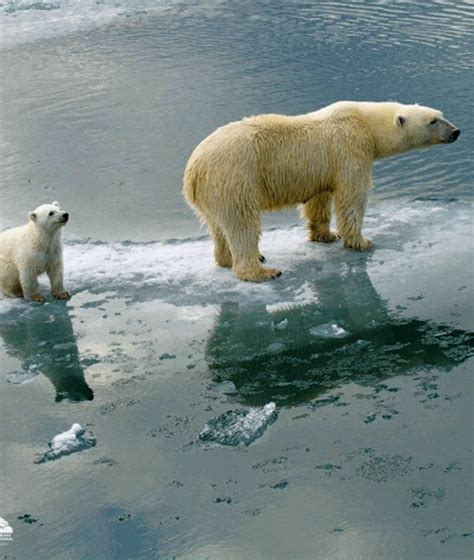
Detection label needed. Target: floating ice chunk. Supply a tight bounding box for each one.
[199,402,277,446]
[35,423,96,463]
[0,518,13,542]
[310,394,341,410]
[51,423,84,452]
[310,323,348,338]
[214,381,238,395]
[6,361,40,385]
[274,318,288,330]
[267,342,285,353]
[364,413,377,424]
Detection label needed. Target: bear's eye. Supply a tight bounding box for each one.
[49,211,54,216]
[430,118,438,125]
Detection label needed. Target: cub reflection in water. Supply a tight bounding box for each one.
[0,303,93,402]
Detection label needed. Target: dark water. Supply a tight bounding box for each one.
[0,1,473,559]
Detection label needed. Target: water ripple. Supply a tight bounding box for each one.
[0,0,471,238]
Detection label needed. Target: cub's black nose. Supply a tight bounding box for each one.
[451,129,461,141]
[63,213,69,221]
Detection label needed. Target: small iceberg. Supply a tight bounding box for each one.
[199,402,277,446]
[35,423,96,463]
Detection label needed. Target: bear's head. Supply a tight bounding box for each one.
[394,104,460,150]
[28,201,69,233]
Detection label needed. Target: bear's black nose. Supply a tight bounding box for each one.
[451,129,461,141]
[63,213,69,221]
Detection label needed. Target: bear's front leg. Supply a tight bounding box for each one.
[335,175,373,252]
[301,192,338,243]
[47,261,71,300]
[19,269,45,302]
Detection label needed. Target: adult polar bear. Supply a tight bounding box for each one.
[183,101,460,282]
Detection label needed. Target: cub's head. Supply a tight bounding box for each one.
[394,104,460,149]
[29,201,69,232]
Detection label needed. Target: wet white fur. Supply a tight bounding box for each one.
[0,201,70,301]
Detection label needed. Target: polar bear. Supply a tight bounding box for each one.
[0,201,70,302]
[183,101,460,282]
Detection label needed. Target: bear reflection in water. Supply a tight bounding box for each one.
[0,303,93,402]
[206,254,473,407]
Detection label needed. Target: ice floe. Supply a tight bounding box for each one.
[0,200,470,316]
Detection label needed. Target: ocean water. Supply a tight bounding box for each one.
[0,1,473,559]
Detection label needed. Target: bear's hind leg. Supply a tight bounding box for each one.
[0,260,23,298]
[224,216,281,282]
[1,279,24,298]
[301,191,338,243]
[208,222,233,268]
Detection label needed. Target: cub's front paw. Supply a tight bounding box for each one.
[30,293,46,303]
[53,290,71,300]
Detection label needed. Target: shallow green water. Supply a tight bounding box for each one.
[0,1,473,559]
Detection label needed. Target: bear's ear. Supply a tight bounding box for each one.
[29,212,37,222]
[396,115,406,127]
[52,201,60,208]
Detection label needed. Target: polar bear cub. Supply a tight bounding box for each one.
[0,201,70,302]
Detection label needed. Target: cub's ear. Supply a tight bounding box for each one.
[29,212,37,222]
[396,115,406,127]
[52,201,60,208]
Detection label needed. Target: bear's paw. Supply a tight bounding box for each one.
[234,266,282,283]
[344,236,373,252]
[309,230,339,243]
[53,290,71,300]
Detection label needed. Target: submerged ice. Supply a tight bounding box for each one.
[36,423,96,463]
[309,323,348,338]
[199,403,278,446]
